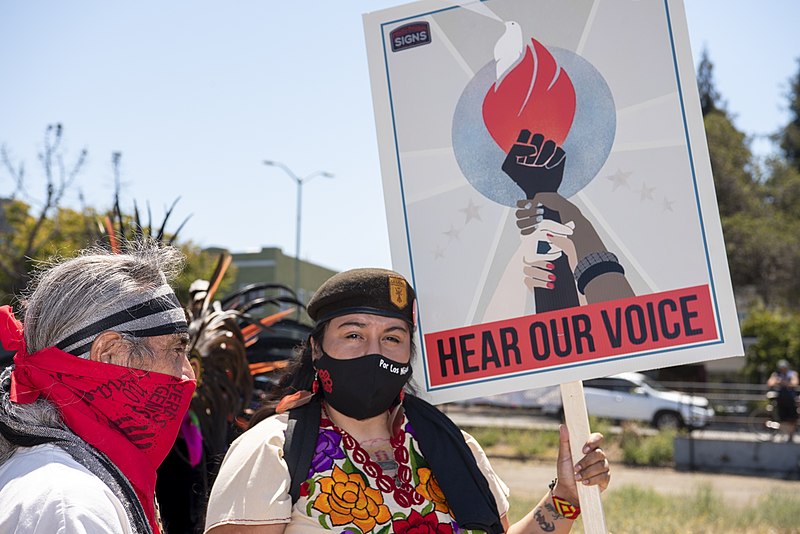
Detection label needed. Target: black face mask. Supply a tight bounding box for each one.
[314,351,412,420]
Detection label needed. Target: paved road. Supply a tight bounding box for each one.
[441,403,767,441]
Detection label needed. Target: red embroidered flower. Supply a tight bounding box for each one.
[299,481,309,497]
[318,369,333,393]
[392,509,453,534]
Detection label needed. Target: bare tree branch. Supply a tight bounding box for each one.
[1,144,26,199]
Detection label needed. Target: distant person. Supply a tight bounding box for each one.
[767,359,798,441]
[0,244,196,533]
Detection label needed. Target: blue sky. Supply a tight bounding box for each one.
[1,1,798,273]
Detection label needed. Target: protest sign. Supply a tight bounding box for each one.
[364,0,743,405]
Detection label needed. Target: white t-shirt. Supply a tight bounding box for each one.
[205,411,510,533]
[0,443,134,533]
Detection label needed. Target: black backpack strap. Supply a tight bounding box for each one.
[0,419,58,447]
[284,396,321,504]
[404,394,504,534]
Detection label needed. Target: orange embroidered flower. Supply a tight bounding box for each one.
[415,467,449,513]
[312,465,392,532]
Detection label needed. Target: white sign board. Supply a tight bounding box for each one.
[363,0,743,404]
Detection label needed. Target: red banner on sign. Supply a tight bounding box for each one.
[423,285,718,387]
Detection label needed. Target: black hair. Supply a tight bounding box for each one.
[247,321,326,428]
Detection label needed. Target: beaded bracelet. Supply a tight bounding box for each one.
[549,478,581,520]
[572,251,625,295]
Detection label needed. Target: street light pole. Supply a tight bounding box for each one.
[263,160,334,299]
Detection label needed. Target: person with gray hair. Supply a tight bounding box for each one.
[0,244,197,534]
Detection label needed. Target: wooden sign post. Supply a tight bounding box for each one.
[561,381,606,533]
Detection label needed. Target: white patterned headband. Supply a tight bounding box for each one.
[54,284,188,358]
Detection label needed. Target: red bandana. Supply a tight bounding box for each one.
[1,306,195,534]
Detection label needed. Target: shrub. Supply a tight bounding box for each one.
[619,425,675,466]
[462,426,560,460]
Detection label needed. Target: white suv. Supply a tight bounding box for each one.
[541,372,714,429]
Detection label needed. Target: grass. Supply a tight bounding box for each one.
[508,485,800,533]
[463,425,562,459]
[617,424,675,466]
[463,417,674,467]
[468,418,800,532]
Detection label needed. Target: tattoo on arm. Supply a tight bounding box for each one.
[534,507,556,532]
[545,502,563,519]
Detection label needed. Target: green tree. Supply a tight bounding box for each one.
[694,54,800,375]
[694,52,800,309]
[778,58,800,171]
[697,50,761,217]
[740,306,800,382]
[697,48,724,117]
[704,111,761,218]
[762,155,800,217]
[745,57,800,308]
[722,210,800,308]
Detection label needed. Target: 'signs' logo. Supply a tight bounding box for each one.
[390,22,431,52]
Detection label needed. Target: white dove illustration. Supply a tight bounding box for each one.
[494,20,524,84]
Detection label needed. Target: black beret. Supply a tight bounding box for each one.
[307,268,416,324]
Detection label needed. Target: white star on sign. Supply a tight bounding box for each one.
[460,198,483,224]
[638,183,656,201]
[606,169,632,191]
[443,224,461,241]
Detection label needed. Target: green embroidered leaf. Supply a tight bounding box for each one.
[341,457,369,486]
[421,502,434,516]
[376,525,391,534]
[342,457,357,473]
[392,511,408,520]
[305,485,315,515]
[318,514,330,529]
[409,441,427,484]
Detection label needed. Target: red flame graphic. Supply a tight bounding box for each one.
[482,38,576,152]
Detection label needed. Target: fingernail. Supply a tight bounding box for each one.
[583,445,590,454]
[574,463,582,472]
[548,274,556,281]
[536,216,543,222]
[574,473,582,481]
[546,262,554,269]
[546,282,554,289]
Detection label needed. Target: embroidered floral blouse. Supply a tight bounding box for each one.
[204,410,509,534]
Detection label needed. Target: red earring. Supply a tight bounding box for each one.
[312,371,319,394]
